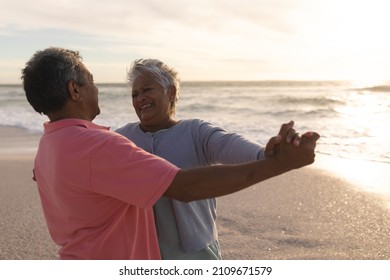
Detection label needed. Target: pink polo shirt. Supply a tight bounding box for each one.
[34,119,179,259]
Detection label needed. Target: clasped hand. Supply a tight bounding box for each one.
[264,121,320,170]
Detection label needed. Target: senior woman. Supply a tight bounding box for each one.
[116,59,305,259]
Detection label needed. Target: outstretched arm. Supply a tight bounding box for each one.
[165,122,320,202]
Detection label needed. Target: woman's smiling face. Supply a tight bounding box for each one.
[131,71,176,132]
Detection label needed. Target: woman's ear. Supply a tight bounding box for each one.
[67,80,83,101]
[168,85,177,102]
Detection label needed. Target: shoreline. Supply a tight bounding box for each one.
[1,126,390,259]
[0,126,42,157]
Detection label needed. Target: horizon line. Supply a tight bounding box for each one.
[0,79,357,87]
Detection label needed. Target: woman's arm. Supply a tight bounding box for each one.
[165,122,319,202]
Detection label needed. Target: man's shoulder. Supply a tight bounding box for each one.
[71,124,129,149]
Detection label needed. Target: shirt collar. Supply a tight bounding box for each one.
[43,118,110,133]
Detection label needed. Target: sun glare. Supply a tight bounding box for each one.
[300,1,390,82]
[321,82,390,198]
[336,88,389,147]
[316,155,390,197]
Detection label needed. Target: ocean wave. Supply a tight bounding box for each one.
[316,151,390,165]
[1,82,388,165]
[302,108,338,117]
[277,96,345,106]
[356,85,390,92]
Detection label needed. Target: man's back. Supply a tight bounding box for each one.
[34,119,178,259]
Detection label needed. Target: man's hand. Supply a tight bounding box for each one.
[263,120,320,170]
[274,121,320,170]
[264,121,317,158]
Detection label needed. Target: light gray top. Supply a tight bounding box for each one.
[116,119,264,258]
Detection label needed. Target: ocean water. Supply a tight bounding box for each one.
[1,81,390,165]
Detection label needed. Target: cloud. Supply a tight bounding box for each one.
[1,0,300,40]
[1,0,390,83]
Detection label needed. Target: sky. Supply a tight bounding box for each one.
[1,0,390,84]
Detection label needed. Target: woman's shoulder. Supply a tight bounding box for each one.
[177,119,222,138]
[179,118,211,127]
[115,122,140,135]
[175,119,210,133]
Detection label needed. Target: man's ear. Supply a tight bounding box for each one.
[67,80,83,101]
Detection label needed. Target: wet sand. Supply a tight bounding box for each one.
[217,165,390,259]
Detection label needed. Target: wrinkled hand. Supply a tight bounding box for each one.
[264,121,316,158]
[273,121,320,170]
[264,121,294,157]
[264,121,298,157]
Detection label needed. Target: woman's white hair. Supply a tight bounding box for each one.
[127,59,180,115]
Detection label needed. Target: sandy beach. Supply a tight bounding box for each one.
[1,126,390,260]
[217,166,390,259]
